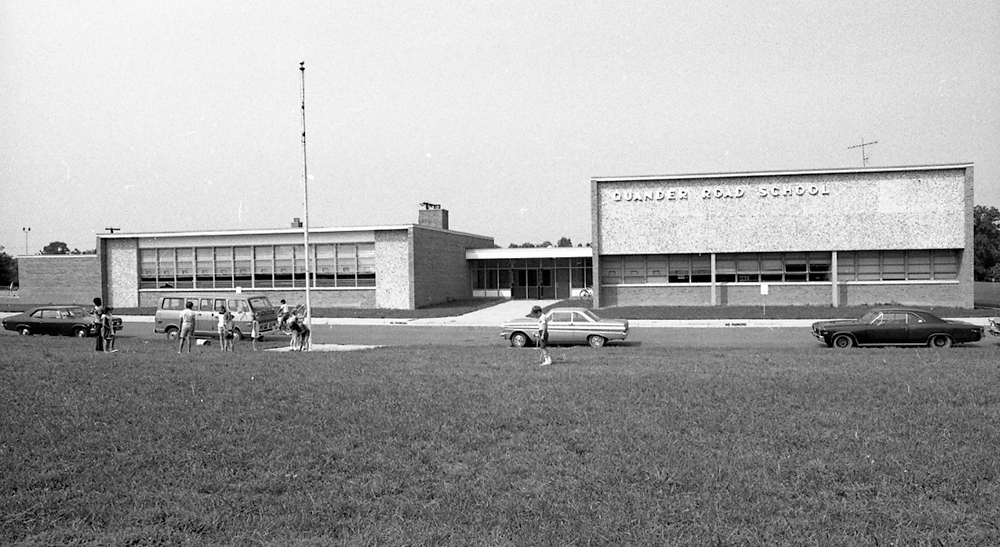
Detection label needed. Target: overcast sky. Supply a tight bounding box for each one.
[2,1,998,254]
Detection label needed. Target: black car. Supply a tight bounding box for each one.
[2,306,123,337]
[811,308,983,349]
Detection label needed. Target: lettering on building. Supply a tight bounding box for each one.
[611,185,830,203]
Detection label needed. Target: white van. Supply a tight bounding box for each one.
[154,293,278,340]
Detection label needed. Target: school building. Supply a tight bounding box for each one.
[17,163,975,310]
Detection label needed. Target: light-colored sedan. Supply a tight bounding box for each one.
[501,307,629,348]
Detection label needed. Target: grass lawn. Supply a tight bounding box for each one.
[2,335,998,545]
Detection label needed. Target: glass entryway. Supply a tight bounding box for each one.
[471,257,593,300]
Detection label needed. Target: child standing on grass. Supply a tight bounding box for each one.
[532,305,552,366]
[102,307,117,353]
[250,313,260,351]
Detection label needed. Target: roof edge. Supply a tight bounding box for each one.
[592,163,974,183]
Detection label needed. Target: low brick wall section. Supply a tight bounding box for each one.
[17,255,100,306]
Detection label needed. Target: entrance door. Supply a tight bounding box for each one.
[555,268,570,299]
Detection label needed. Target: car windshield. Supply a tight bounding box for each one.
[248,296,273,312]
[65,307,89,318]
[858,311,881,324]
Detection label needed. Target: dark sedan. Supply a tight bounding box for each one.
[2,306,122,337]
[811,308,983,349]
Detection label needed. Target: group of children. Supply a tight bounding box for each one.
[91,297,117,353]
[278,299,311,351]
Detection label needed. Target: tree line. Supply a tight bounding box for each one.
[508,237,590,248]
[975,205,1000,281]
[0,241,96,288]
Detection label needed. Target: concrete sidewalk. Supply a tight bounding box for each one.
[1,305,992,329]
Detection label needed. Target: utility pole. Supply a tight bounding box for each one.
[848,138,878,167]
[299,61,313,350]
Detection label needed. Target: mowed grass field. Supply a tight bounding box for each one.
[2,335,999,546]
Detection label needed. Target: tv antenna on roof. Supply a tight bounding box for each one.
[419,202,441,210]
[105,227,120,234]
[848,137,878,167]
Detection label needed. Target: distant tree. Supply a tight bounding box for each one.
[556,237,573,247]
[41,241,71,255]
[0,251,17,288]
[539,241,552,248]
[975,205,1000,281]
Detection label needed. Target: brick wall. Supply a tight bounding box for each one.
[411,227,494,309]
[18,255,101,306]
[375,230,412,309]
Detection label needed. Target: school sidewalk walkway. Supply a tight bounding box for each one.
[1,301,992,329]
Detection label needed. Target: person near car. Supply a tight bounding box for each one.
[217,305,234,352]
[91,297,104,352]
[278,299,291,332]
[178,301,196,354]
[533,305,552,366]
[101,307,117,353]
[250,313,261,351]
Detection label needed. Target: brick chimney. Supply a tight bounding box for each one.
[418,203,448,230]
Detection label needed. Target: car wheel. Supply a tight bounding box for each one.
[832,334,854,349]
[17,326,31,336]
[510,332,530,348]
[232,328,243,341]
[929,335,953,349]
[73,327,88,338]
[588,335,606,348]
[165,327,179,341]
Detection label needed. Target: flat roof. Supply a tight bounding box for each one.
[96,224,491,241]
[466,247,593,260]
[591,163,974,183]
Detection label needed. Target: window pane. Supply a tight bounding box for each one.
[140,249,158,289]
[274,245,294,288]
[194,247,213,289]
[234,247,252,288]
[315,244,336,287]
[337,244,357,287]
[857,251,881,281]
[808,252,831,281]
[932,250,958,279]
[157,249,175,287]
[600,256,623,285]
[357,243,376,287]
[907,250,931,280]
[691,255,711,282]
[882,250,905,280]
[253,246,273,288]
[837,252,856,281]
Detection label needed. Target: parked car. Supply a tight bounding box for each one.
[989,318,1000,339]
[154,293,278,340]
[2,305,122,337]
[811,307,983,349]
[501,307,629,348]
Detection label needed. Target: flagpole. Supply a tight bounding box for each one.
[299,61,313,349]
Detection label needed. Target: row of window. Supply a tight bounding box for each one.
[600,250,959,285]
[139,243,376,290]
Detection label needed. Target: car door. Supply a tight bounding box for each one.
[29,309,53,335]
[195,298,216,336]
[546,311,574,344]
[866,312,908,344]
[904,312,932,343]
